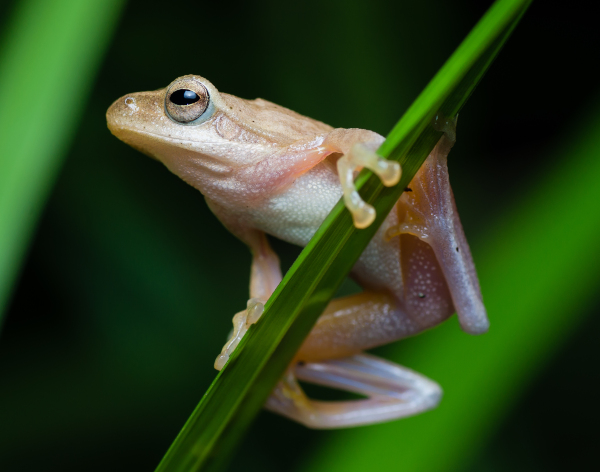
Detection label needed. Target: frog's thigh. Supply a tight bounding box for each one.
[296,291,418,362]
[265,353,441,428]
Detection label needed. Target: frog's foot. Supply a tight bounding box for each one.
[265,353,441,428]
[214,298,264,371]
[337,143,401,229]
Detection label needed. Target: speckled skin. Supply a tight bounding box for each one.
[107,75,488,427]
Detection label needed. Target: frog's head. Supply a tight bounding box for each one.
[107,75,271,194]
[107,75,221,156]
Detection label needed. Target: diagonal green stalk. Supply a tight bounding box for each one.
[0,0,126,327]
[155,1,532,471]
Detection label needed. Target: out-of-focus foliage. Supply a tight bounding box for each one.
[0,1,598,471]
[0,0,125,325]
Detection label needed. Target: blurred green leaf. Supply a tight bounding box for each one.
[155,1,532,471]
[0,0,126,326]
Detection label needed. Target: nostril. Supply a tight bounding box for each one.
[123,96,139,113]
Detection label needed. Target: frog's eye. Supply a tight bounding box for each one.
[165,79,210,124]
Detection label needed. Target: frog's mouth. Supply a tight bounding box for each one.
[107,126,158,161]
[393,138,488,335]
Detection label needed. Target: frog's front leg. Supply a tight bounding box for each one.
[210,216,282,370]
[323,129,401,229]
[266,353,441,428]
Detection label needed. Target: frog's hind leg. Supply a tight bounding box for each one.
[265,353,441,429]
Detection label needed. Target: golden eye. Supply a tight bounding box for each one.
[165,77,210,123]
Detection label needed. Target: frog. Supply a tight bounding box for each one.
[106,74,488,429]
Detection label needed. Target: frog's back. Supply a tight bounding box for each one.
[220,93,333,143]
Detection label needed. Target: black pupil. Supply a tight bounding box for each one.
[170,89,200,105]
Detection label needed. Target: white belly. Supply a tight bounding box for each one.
[250,164,343,247]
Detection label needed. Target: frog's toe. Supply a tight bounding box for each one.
[345,190,376,229]
[265,353,441,428]
[214,298,264,371]
[337,143,401,229]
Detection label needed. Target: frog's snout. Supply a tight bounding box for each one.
[106,89,166,135]
[106,91,166,161]
[106,94,142,135]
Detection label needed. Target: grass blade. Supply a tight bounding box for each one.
[0,0,126,326]
[155,1,532,470]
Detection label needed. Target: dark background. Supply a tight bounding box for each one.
[1,0,599,470]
